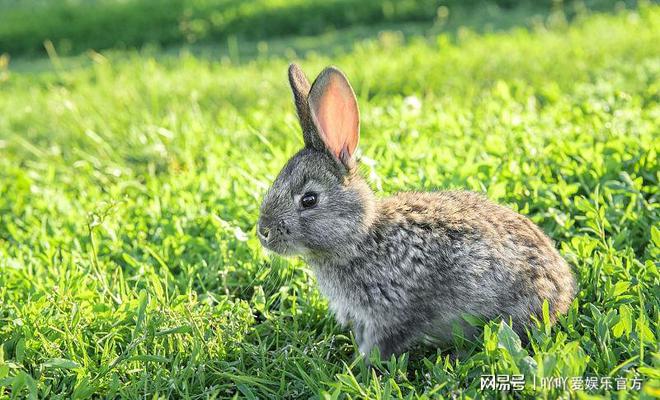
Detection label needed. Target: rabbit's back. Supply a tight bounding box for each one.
[377,190,575,317]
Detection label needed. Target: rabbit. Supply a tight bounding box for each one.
[257,63,576,359]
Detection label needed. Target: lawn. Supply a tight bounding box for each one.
[0,1,659,399]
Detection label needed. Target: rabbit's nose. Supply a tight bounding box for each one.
[258,223,270,240]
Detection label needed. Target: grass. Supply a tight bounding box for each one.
[0,0,636,57]
[0,2,659,399]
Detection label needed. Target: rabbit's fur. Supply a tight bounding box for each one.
[258,64,576,358]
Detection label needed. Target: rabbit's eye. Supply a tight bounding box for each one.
[300,192,319,209]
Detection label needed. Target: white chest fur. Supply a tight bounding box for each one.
[314,270,358,326]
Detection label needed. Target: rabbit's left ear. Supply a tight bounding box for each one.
[288,63,326,150]
[308,66,360,169]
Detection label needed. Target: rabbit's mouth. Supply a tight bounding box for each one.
[257,223,300,256]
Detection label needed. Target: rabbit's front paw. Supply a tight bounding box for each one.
[359,326,410,361]
[352,321,365,346]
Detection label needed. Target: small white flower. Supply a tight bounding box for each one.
[403,95,422,115]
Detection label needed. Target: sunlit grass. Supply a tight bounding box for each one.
[0,4,658,399]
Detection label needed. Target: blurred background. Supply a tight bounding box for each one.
[0,0,640,60]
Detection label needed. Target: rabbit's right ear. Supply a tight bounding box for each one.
[307,66,360,170]
[288,64,324,150]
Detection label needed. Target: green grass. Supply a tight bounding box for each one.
[1,3,659,399]
[0,0,636,57]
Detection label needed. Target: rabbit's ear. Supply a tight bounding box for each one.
[308,66,360,169]
[288,64,324,149]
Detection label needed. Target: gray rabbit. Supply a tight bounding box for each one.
[258,64,576,359]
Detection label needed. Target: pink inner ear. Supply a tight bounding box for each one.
[314,75,359,160]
